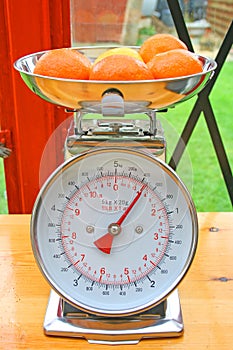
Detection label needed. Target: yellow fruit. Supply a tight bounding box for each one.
[94,47,143,64]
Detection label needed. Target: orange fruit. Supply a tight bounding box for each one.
[33,48,91,80]
[139,33,188,63]
[147,49,203,79]
[90,54,154,81]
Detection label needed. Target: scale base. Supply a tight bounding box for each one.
[44,289,183,345]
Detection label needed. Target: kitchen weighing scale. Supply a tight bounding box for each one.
[14,47,216,345]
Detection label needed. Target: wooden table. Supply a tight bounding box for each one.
[0,212,232,349]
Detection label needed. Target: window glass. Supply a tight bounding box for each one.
[70,1,233,212]
[70,0,233,57]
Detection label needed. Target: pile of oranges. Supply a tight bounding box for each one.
[34,34,203,81]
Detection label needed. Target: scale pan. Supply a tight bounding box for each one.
[14,46,216,112]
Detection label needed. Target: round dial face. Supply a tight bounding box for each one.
[31,147,198,316]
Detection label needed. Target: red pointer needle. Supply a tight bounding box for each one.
[94,184,146,254]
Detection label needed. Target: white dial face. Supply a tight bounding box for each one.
[32,148,198,316]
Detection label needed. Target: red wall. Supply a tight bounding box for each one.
[0,0,71,213]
